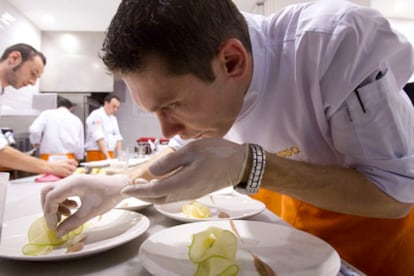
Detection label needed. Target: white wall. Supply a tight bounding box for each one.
[0,0,41,52]
[40,31,113,92]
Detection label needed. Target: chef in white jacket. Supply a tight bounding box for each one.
[85,94,123,161]
[41,1,414,274]
[0,43,77,177]
[29,97,84,161]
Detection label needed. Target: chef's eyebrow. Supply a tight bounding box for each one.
[148,99,175,113]
[147,104,160,113]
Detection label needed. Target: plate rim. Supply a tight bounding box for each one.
[79,160,110,168]
[115,197,153,211]
[153,193,266,222]
[0,209,150,261]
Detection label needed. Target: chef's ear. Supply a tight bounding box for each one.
[8,51,23,67]
[217,38,249,78]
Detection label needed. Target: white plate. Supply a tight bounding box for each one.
[128,157,150,167]
[79,160,110,168]
[115,197,152,211]
[0,209,150,261]
[154,192,266,222]
[139,220,341,276]
[80,157,149,169]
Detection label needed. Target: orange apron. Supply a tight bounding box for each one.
[40,153,76,161]
[253,188,414,275]
[85,150,114,162]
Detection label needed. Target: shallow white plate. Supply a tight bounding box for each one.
[154,192,266,222]
[128,157,150,167]
[139,220,341,276]
[0,209,150,261]
[79,160,110,168]
[80,157,148,169]
[115,197,152,211]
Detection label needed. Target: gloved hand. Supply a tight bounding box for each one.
[41,173,131,237]
[121,138,249,204]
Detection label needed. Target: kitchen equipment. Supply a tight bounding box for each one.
[1,128,16,146]
[136,137,157,157]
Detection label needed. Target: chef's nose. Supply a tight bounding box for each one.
[157,113,184,138]
[28,77,37,85]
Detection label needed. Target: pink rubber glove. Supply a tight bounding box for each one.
[121,138,249,204]
[41,174,131,237]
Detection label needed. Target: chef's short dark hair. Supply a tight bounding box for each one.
[1,43,46,65]
[101,0,251,82]
[104,94,120,103]
[57,97,73,109]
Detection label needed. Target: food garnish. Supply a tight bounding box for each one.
[182,201,211,218]
[218,211,230,218]
[65,234,87,253]
[230,220,276,276]
[188,226,239,276]
[22,216,85,256]
[250,252,276,276]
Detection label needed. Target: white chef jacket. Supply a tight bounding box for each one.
[170,0,414,202]
[29,107,85,160]
[85,107,123,152]
[0,134,7,150]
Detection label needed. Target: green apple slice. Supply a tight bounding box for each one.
[22,216,84,256]
[27,216,69,246]
[195,256,239,276]
[22,244,54,256]
[189,226,237,263]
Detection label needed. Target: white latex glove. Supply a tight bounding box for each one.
[41,174,131,237]
[121,138,249,204]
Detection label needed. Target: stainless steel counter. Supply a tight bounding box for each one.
[0,176,287,275]
[0,176,364,276]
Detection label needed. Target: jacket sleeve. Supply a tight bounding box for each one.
[318,4,414,202]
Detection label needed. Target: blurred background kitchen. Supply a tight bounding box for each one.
[0,0,413,178]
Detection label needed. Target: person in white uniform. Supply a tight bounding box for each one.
[85,94,123,161]
[0,43,77,177]
[29,97,84,161]
[41,1,414,274]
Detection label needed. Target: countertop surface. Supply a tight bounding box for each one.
[0,176,364,276]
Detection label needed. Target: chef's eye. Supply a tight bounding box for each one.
[31,70,40,79]
[163,103,177,112]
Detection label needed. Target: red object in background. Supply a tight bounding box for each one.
[136,137,156,155]
[159,138,169,145]
[137,137,156,143]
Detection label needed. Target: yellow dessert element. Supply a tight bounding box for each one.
[90,168,105,174]
[188,226,239,276]
[75,167,87,174]
[75,167,105,174]
[182,201,211,219]
[22,216,84,256]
